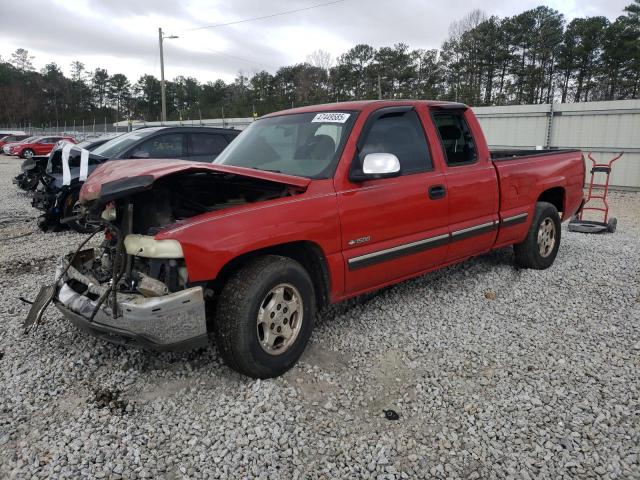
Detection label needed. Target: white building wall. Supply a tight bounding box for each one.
[473,100,640,189]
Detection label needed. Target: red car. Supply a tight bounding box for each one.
[31,100,585,378]
[12,135,76,158]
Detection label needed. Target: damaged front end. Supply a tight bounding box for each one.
[25,162,308,350]
[56,245,208,350]
[28,198,209,350]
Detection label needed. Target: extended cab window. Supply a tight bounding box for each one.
[130,134,184,159]
[432,112,477,166]
[359,110,432,174]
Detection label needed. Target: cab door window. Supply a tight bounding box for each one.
[432,112,477,166]
[358,110,432,175]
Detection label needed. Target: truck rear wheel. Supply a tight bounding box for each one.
[513,201,561,270]
[212,255,316,378]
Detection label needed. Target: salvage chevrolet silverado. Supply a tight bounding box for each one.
[27,100,585,378]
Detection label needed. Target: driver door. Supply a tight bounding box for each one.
[337,107,449,294]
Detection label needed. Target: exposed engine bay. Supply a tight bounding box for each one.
[98,171,295,235]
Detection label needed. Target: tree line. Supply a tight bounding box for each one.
[1,1,639,127]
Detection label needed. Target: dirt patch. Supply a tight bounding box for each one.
[484,289,497,300]
[90,388,130,414]
[300,340,353,372]
[0,256,57,275]
[135,377,195,403]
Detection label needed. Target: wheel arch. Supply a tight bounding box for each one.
[537,186,565,216]
[212,240,331,310]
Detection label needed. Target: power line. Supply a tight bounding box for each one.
[185,0,348,32]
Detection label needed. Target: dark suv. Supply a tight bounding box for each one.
[33,126,240,232]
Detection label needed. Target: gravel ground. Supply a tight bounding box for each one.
[0,154,638,479]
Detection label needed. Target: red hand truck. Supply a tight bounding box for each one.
[568,152,623,234]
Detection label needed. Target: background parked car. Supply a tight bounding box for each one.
[0,134,30,149]
[14,134,121,191]
[33,126,239,232]
[12,135,76,159]
[3,136,39,155]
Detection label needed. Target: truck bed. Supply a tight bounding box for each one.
[491,149,580,161]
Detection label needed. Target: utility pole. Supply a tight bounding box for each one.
[158,27,178,124]
[377,74,382,100]
[159,28,166,123]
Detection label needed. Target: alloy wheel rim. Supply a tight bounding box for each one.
[256,283,303,355]
[537,217,556,258]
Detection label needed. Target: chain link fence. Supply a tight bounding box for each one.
[1,117,254,142]
[0,123,123,141]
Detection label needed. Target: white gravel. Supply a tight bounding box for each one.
[0,155,638,479]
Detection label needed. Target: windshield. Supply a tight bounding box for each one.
[214,111,357,178]
[19,136,38,144]
[92,129,157,158]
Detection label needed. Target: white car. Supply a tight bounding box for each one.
[3,136,38,155]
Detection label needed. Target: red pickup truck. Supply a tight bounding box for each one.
[29,100,585,378]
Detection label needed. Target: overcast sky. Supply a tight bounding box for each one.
[0,0,632,83]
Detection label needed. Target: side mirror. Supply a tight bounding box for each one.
[350,153,401,182]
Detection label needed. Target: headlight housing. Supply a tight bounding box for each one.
[124,235,184,259]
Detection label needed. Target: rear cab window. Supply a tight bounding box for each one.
[432,112,478,166]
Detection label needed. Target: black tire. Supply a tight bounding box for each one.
[607,217,617,233]
[62,191,99,233]
[21,149,34,159]
[213,255,316,378]
[514,201,561,270]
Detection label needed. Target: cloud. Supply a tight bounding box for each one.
[0,0,632,83]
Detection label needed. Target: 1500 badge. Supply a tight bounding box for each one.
[348,236,371,246]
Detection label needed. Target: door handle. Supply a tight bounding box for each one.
[428,184,446,200]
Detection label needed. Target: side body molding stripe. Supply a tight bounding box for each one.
[450,221,497,241]
[347,212,529,270]
[348,213,528,270]
[501,212,528,227]
[348,234,449,270]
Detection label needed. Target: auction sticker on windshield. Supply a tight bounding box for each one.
[311,112,350,123]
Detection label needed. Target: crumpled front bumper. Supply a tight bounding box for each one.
[54,256,208,351]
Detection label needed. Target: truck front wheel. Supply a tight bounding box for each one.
[213,255,316,378]
[513,201,561,270]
